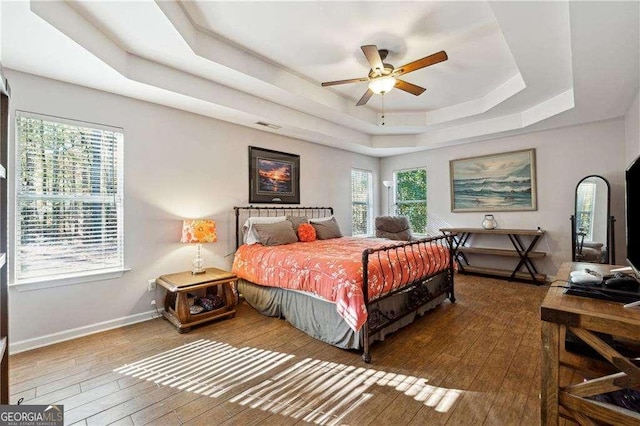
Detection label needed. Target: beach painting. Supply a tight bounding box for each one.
[450,149,537,212]
[249,146,300,204]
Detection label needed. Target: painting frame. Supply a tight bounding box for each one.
[450,148,537,212]
[249,146,300,204]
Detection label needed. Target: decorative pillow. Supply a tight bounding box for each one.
[242,216,287,245]
[310,216,343,240]
[297,223,317,242]
[309,215,334,223]
[286,215,309,230]
[253,221,299,246]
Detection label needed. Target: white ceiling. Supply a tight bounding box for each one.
[1,1,638,157]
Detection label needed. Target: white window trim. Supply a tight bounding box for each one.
[13,110,125,286]
[11,267,132,292]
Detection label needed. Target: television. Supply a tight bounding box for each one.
[626,154,640,278]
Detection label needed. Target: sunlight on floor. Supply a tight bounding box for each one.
[231,358,462,425]
[113,339,293,397]
[114,339,462,425]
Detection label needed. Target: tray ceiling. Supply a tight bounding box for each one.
[1,1,638,156]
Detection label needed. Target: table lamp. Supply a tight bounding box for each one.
[181,219,217,274]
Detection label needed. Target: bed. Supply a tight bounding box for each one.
[232,206,455,363]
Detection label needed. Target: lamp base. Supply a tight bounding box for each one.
[191,247,205,275]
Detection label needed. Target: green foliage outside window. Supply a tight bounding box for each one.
[395,168,427,234]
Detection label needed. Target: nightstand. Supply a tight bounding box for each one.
[157,267,237,333]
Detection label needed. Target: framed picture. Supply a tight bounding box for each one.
[249,146,300,204]
[450,148,537,212]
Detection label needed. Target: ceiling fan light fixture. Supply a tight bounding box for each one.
[368,76,396,94]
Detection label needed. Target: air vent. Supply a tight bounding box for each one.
[255,121,281,130]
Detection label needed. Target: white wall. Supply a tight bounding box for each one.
[6,70,379,350]
[381,119,628,278]
[626,89,640,164]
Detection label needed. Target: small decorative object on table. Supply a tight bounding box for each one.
[181,219,217,274]
[482,214,497,230]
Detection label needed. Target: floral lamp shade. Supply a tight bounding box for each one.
[181,219,216,274]
[181,219,217,244]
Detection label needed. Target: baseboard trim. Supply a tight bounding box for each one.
[10,309,162,354]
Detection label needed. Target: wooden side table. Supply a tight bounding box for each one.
[157,267,237,333]
[541,262,640,425]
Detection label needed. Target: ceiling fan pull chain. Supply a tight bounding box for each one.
[381,94,386,126]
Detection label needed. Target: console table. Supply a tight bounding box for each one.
[440,227,546,284]
[541,262,640,425]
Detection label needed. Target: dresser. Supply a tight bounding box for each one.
[541,262,640,424]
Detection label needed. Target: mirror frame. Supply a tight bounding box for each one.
[570,175,615,264]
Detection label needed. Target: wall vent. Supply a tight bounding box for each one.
[255,121,281,130]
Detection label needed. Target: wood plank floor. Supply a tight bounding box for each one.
[9,274,550,425]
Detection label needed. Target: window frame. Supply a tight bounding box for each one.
[351,168,374,236]
[393,167,427,235]
[13,111,125,288]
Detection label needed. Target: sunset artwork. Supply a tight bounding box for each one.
[257,158,293,194]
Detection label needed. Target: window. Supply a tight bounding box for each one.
[351,169,373,236]
[576,181,596,241]
[15,112,124,283]
[394,168,427,234]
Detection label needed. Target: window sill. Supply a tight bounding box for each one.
[10,268,132,292]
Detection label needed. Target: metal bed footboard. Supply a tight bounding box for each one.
[360,234,456,363]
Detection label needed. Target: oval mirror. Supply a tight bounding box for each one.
[571,175,615,264]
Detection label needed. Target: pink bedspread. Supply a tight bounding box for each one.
[232,237,450,331]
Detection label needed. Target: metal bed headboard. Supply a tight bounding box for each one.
[233,206,334,249]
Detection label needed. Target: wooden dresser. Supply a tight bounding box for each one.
[541,262,640,425]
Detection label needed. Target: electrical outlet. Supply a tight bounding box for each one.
[147,279,157,292]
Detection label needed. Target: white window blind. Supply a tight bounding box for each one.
[351,169,373,236]
[394,168,427,234]
[15,112,124,283]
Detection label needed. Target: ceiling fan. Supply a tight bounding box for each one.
[321,45,448,106]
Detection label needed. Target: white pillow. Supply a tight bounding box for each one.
[309,216,334,223]
[242,216,287,245]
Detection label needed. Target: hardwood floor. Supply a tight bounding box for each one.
[9,274,549,425]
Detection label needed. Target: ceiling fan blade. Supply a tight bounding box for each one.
[394,51,448,76]
[356,89,374,106]
[361,45,384,74]
[321,77,369,87]
[395,79,426,96]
